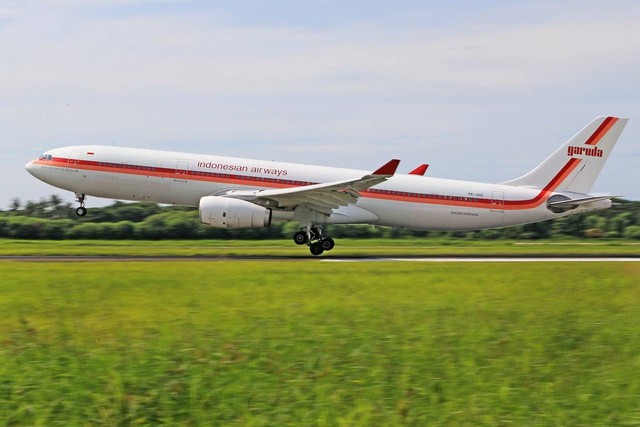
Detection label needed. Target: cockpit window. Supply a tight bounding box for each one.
[38,154,53,161]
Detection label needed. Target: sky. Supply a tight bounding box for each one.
[1,0,639,208]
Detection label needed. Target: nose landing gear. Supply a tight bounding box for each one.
[292,226,335,256]
[75,193,87,217]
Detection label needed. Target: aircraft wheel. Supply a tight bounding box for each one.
[293,231,308,245]
[309,242,324,256]
[321,237,335,251]
[76,206,87,217]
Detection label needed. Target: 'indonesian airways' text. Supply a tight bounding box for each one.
[197,161,288,177]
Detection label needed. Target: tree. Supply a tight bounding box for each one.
[23,201,37,217]
[10,198,21,211]
[5,217,43,239]
[551,215,585,237]
[608,212,634,234]
[3,196,640,241]
[41,220,74,239]
[583,215,607,238]
[48,194,62,209]
[623,225,640,240]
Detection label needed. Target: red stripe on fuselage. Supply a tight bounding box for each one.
[33,156,581,211]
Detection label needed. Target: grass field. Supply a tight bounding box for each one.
[1,258,639,425]
[1,238,640,257]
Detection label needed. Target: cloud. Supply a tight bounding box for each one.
[2,1,640,206]
[2,5,639,101]
[40,0,190,5]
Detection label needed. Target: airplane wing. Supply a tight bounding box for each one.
[224,159,400,214]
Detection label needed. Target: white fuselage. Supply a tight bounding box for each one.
[26,145,607,231]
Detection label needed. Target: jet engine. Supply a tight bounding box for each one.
[199,196,272,229]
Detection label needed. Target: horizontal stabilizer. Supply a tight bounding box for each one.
[548,195,618,209]
[547,194,619,213]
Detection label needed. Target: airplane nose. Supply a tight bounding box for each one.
[25,160,41,179]
[25,161,35,175]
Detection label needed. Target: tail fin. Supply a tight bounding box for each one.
[501,116,628,194]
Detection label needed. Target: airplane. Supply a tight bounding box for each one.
[25,116,627,255]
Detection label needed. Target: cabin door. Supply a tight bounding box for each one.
[175,161,190,182]
[491,191,504,213]
[67,150,82,167]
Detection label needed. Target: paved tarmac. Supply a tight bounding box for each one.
[1,255,639,262]
[322,257,640,263]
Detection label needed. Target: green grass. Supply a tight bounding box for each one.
[1,260,639,425]
[1,238,640,257]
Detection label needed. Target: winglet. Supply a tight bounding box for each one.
[372,159,400,176]
[409,164,429,176]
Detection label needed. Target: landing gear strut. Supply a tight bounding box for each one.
[75,193,87,217]
[292,225,336,256]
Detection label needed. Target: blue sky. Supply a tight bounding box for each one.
[1,0,639,208]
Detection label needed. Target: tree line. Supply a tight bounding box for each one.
[1,195,640,240]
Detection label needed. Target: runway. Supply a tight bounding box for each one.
[322,257,640,263]
[1,255,640,262]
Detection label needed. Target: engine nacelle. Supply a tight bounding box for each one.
[199,196,272,229]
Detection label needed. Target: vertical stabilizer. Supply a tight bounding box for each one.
[501,116,628,194]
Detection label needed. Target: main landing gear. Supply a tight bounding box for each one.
[293,226,335,256]
[75,193,87,217]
